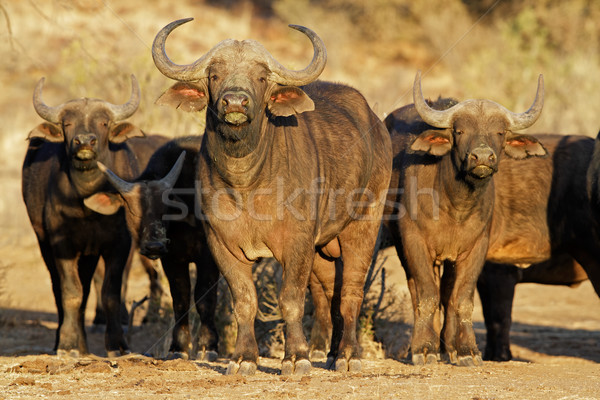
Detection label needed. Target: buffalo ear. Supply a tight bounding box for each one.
[27,123,63,142]
[109,122,145,144]
[156,82,209,113]
[84,192,124,215]
[409,129,453,156]
[504,133,548,159]
[267,86,314,117]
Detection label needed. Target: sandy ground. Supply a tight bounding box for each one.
[1,232,599,400]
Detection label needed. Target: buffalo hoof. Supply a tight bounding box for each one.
[226,360,257,375]
[309,350,327,361]
[56,349,81,359]
[197,349,218,362]
[442,351,458,364]
[412,353,438,366]
[324,357,361,372]
[458,354,483,367]
[336,358,361,373]
[166,351,189,360]
[107,349,131,358]
[281,358,311,376]
[483,350,512,362]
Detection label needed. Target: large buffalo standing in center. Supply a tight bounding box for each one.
[22,76,168,357]
[385,72,546,366]
[151,19,392,375]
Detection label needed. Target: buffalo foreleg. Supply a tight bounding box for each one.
[161,255,193,358]
[441,240,487,366]
[101,240,131,357]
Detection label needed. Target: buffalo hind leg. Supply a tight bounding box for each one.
[194,246,220,361]
[331,219,381,372]
[279,242,315,376]
[308,269,333,361]
[477,262,518,361]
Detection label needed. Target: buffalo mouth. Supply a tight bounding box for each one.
[74,148,96,161]
[469,164,496,179]
[224,111,249,126]
[71,148,97,170]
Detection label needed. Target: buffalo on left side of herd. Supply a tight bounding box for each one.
[21,75,169,357]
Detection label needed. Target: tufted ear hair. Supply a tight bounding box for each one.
[156,81,209,113]
[504,133,548,160]
[84,192,124,215]
[27,122,63,142]
[267,86,314,117]
[409,129,453,157]
[109,122,145,144]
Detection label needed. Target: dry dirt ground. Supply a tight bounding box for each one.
[1,237,599,400]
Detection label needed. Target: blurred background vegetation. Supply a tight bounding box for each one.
[1,0,600,359]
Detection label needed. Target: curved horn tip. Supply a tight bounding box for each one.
[288,24,308,32]
[167,17,194,29]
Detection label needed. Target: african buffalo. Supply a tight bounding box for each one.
[22,75,168,357]
[385,72,546,366]
[478,132,600,361]
[151,19,392,375]
[85,136,221,360]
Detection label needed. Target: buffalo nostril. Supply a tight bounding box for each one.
[74,139,81,145]
[470,153,478,161]
[90,138,97,146]
[241,98,249,106]
[489,154,496,162]
[222,98,228,106]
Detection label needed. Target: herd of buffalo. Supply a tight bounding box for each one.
[20,19,600,376]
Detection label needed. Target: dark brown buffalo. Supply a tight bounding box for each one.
[478,133,600,361]
[385,72,546,366]
[85,136,221,361]
[22,75,168,357]
[151,19,392,375]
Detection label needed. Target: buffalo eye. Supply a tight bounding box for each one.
[258,77,266,83]
[210,75,219,82]
[497,130,505,136]
[454,129,463,135]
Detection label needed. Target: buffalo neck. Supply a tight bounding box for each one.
[437,154,495,221]
[68,164,107,199]
[204,116,272,188]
